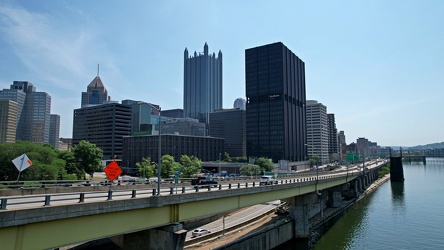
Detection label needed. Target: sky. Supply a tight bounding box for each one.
[0,0,443,147]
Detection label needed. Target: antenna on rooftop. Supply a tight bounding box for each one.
[97,64,100,77]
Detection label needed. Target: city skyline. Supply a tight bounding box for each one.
[1,1,443,147]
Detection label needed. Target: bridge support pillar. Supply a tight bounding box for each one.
[284,192,319,238]
[110,223,186,250]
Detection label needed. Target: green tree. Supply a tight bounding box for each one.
[308,156,320,168]
[179,155,202,178]
[136,157,155,179]
[255,157,274,172]
[224,152,231,162]
[239,164,261,176]
[58,151,82,179]
[160,155,180,178]
[72,140,103,179]
[0,141,70,181]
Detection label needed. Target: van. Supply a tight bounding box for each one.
[260,176,277,185]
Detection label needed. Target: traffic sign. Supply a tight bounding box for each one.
[104,161,122,181]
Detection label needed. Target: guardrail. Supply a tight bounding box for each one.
[0,169,372,211]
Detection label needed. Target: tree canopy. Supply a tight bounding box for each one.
[254,157,275,172]
[71,140,103,179]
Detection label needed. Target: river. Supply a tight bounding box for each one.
[278,157,444,249]
[61,158,444,249]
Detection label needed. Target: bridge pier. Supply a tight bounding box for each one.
[284,192,322,238]
[110,223,187,250]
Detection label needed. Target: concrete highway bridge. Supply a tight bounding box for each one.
[0,161,387,250]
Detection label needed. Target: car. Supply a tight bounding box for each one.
[191,228,211,237]
[260,176,278,185]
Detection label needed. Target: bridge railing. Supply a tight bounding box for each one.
[0,167,379,211]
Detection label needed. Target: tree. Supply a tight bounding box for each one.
[224,152,231,162]
[308,156,320,168]
[239,164,261,176]
[136,157,155,179]
[179,155,202,178]
[160,155,180,178]
[72,140,103,179]
[255,157,274,172]
[0,141,70,181]
[59,151,82,179]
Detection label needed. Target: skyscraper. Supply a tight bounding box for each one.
[49,114,60,149]
[327,113,339,162]
[0,100,18,143]
[0,81,52,144]
[209,108,246,158]
[306,100,329,164]
[81,69,110,107]
[73,103,132,160]
[183,43,222,125]
[245,42,306,162]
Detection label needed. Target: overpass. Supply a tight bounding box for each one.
[0,161,387,250]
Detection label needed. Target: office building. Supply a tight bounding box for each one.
[160,117,205,136]
[327,113,339,162]
[0,81,52,144]
[184,43,222,124]
[0,100,18,143]
[338,130,346,145]
[306,100,329,164]
[122,134,224,172]
[209,108,246,158]
[122,100,156,136]
[161,109,184,118]
[81,72,110,107]
[245,42,306,162]
[356,137,369,158]
[49,114,60,149]
[73,103,132,160]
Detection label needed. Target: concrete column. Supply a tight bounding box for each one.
[329,191,342,208]
[110,223,187,250]
[284,193,318,238]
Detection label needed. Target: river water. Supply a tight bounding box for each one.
[278,158,444,249]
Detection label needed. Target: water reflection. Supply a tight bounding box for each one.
[390,181,406,215]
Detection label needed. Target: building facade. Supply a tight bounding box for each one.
[327,113,339,162]
[0,81,52,144]
[160,117,205,136]
[122,100,156,136]
[245,42,307,162]
[122,134,224,172]
[81,74,110,107]
[183,43,222,125]
[161,109,184,118]
[306,100,329,164]
[49,114,60,149]
[0,100,18,143]
[73,103,132,160]
[209,108,246,158]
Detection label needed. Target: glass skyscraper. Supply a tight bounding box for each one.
[245,42,307,162]
[0,81,52,144]
[183,43,222,125]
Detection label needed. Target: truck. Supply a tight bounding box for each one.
[191,176,218,187]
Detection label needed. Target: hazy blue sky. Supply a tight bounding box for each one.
[1,1,443,147]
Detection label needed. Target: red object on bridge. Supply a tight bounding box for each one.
[104,161,122,181]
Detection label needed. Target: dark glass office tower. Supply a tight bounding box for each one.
[245,42,306,162]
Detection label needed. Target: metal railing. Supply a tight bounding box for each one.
[0,169,374,211]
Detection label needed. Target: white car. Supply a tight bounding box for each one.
[260,176,278,185]
[192,228,211,237]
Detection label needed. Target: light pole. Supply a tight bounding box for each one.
[157,107,161,195]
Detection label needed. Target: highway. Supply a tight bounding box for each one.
[0,160,387,211]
